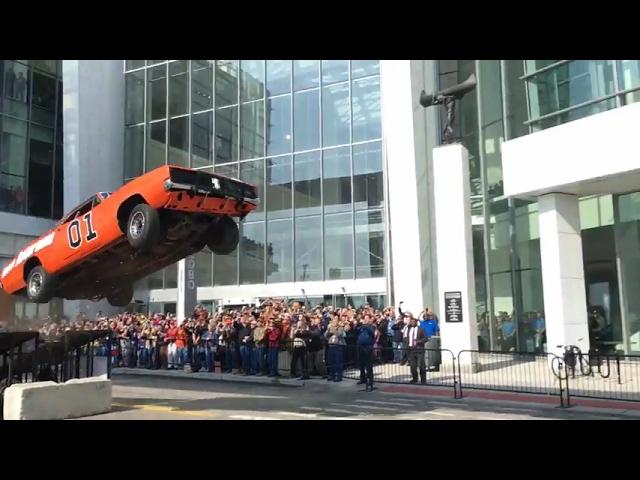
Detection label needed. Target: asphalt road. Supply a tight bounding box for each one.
[77,375,638,420]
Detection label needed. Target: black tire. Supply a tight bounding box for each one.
[26,265,54,304]
[107,284,133,307]
[126,203,160,252]
[206,216,239,255]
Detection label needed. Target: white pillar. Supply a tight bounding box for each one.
[176,255,197,324]
[538,193,590,354]
[432,144,478,357]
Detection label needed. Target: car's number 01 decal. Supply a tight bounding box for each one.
[68,212,98,249]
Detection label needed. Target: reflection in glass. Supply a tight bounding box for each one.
[266,155,292,220]
[295,215,322,281]
[240,60,265,102]
[294,89,320,151]
[351,60,379,79]
[0,173,26,215]
[267,60,291,96]
[169,61,188,117]
[196,249,213,287]
[240,221,265,284]
[524,60,561,74]
[147,65,167,121]
[191,112,212,168]
[53,147,63,219]
[266,95,291,156]
[324,212,353,280]
[618,60,640,105]
[31,72,56,126]
[352,77,381,142]
[192,60,213,112]
[355,209,385,278]
[323,147,351,213]
[240,159,264,221]
[531,98,616,131]
[322,60,348,85]
[148,269,164,289]
[1,117,28,177]
[125,125,144,178]
[353,141,383,210]
[214,162,238,180]
[28,127,54,218]
[215,60,239,107]
[164,263,177,289]
[294,150,321,216]
[3,61,29,119]
[169,116,189,167]
[146,121,166,171]
[215,107,238,163]
[267,218,293,283]
[323,82,350,146]
[126,60,145,70]
[213,245,237,286]
[293,60,320,91]
[125,70,145,125]
[240,100,265,160]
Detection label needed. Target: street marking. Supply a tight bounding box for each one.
[301,406,361,415]
[355,399,415,407]
[278,412,318,418]
[112,402,219,418]
[331,402,399,412]
[475,416,504,420]
[423,411,455,417]
[428,400,469,407]
[229,415,280,420]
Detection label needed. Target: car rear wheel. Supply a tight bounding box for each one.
[107,284,133,307]
[126,204,160,252]
[26,266,54,304]
[206,216,239,255]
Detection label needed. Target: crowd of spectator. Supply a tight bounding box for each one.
[31,300,443,386]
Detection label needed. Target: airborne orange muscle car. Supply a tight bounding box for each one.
[0,165,258,306]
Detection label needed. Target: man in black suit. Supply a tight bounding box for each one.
[405,313,427,384]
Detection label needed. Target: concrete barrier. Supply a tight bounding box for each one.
[3,376,112,420]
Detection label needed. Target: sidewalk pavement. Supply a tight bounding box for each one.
[112,368,303,387]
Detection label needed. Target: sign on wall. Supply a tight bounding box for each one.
[444,291,463,323]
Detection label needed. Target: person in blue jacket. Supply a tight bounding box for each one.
[356,316,375,391]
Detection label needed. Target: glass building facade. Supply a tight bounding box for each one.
[124,60,385,304]
[442,60,640,354]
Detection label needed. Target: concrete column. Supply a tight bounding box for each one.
[432,144,478,357]
[538,193,590,354]
[176,255,197,324]
[62,60,125,319]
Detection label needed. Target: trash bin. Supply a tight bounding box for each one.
[425,336,441,370]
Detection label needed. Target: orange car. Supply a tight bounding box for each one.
[0,165,258,307]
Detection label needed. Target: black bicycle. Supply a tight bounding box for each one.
[551,345,591,378]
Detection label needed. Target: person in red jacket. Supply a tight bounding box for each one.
[266,318,282,377]
[165,320,179,369]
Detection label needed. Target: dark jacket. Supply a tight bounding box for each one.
[238,325,253,346]
[406,324,427,348]
[307,327,323,352]
[356,325,375,347]
[392,319,405,343]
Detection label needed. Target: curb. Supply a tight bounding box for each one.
[111,368,304,388]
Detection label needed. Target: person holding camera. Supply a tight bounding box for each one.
[405,313,427,384]
[290,318,311,380]
[325,317,346,381]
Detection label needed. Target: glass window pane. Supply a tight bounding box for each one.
[3,61,29,119]
[323,82,350,146]
[240,221,265,284]
[294,150,321,216]
[169,61,188,117]
[323,146,351,213]
[215,107,238,164]
[266,155,292,220]
[295,215,322,281]
[148,270,164,289]
[293,89,319,151]
[266,95,291,156]
[1,117,28,177]
[355,209,385,278]
[147,60,166,66]
[213,234,238,286]
[191,111,213,168]
[353,141,383,210]
[351,60,379,79]
[239,159,264,221]
[31,72,56,126]
[530,97,616,131]
[147,65,167,121]
[525,60,561,74]
[126,60,145,71]
[124,125,144,178]
[322,60,348,85]
[267,218,293,283]
[53,147,63,219]
[31,60,57,75]
[146,121,166,171]
[324,212,353,280]
[28,129,54,217]
[215,60,238,107]
[195,249,212,287]
[164,263,177,289]
[192,60,213,112]
[214,162,238,180]
[617,60,640,105]
[267,60,291,96]
[0,173,26,215]
[169,116,189,167]
[527,60,615,121]
[293,60,319,91]
[240,60,265,102]
[240,100,264,160]
[125,70,145,125]
[352,77,381,142]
